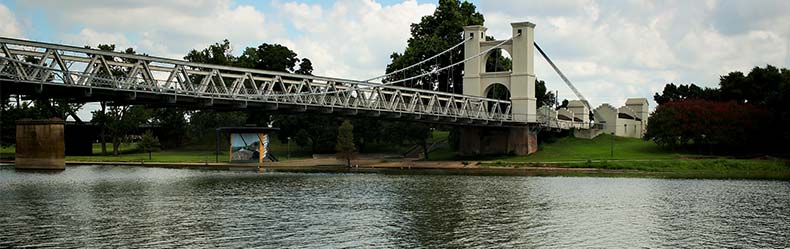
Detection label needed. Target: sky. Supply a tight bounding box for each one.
[1,0,789,120]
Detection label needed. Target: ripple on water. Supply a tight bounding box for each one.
[0,166,789,248]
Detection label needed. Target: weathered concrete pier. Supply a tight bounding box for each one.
[15,119,65,170]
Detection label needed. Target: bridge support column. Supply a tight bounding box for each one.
[15,119,65,170]
[459,126,537,156]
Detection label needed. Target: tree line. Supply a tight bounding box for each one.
[646,65,790,156]
[1,0,561,158]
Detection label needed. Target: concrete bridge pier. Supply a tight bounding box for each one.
[15,119,65,170]
[459,126,537,156]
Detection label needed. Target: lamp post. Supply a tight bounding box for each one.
[287,137,291,159]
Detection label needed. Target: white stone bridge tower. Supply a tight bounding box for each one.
[463,22,537,122]
[458,22,539,156]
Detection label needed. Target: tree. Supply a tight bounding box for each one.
[86,43,144,154]
[650,65,790,155]
[98,101,108,155]
[535,79,556,108]
[336,120,356,167]
[184,39,235,66]
[150,108,187,149]
[0,100,51,147]
[238,43,299,72]
[186,111,246,144]
[404,124,433,160]
[138,130,161,160]
[484,42,511,72]
[351,118,384,153]
[644,99,770,152]
[93,105,150,156]
[274,115,338,153]
[556,99,569,110]
[295,58,313,75]
[653,83,718,105]
[385,0,484,93]
[380,121,433,159]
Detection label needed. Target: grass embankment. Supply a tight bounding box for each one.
[458,134,790,179]
[0,139,314,163]
[0,131,451,163]
[64,139,316,163]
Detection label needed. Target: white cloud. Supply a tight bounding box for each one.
[17,0,281,59]
[8,0,790,115]
[64,29,135,51]
[0,3,23,38]
[272,0,436,79]
[478,0,790,109]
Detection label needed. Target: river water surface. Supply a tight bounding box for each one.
[1,165,788,248]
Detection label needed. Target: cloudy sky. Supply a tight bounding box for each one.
[1,0,788,119]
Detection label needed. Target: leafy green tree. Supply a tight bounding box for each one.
[0,100,51,147]
[138,130,161,160]
[380,121,433,159]
[485,84,510,100]
[274,115,338,153]
[150,108,187,149]
[535,79,556,108]
[386,0,484,93]
[87,44,144,154]
[720,65,786,107]
[556,99,569,110]
[295,58,313,75]
[484,36,512,72]
[93,105,150,156]
[184,39,235,66]
[644,99,770,152]
[649,65,790,155]
[351,118,384,153]
[240,43,299,72]
[379,0,483,155]
[653,83,719,105]
[336,120,356,167]
[186,111,247,145]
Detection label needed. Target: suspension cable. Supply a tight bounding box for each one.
[266,34,519,97]
[381,35,516,86]
[363,37,469,82]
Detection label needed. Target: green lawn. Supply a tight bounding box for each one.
[73,137,318,163]
[2,130,451,163]
[0,145,14,159]
[499,134,689,162]
[428,133,687,161]
[425,133,790,179]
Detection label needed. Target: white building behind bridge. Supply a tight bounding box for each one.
[593,98,649,138]
[538,98,649,139]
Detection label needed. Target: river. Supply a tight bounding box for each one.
[1,165,788,248]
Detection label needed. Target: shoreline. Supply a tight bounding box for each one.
[2,159,788,180]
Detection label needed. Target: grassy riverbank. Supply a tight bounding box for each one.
[0,131,437,163]
[429,133,693,162]
[460,134,790,179]
[3,132,788,180]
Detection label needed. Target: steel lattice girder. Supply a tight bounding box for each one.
[0,37,566,127]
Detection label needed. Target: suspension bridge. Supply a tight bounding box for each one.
[1,21,596,166]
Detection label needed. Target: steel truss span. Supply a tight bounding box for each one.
[0,37,549,127]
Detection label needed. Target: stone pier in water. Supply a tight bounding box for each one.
[459,126,538,156]
[15,119,65,170]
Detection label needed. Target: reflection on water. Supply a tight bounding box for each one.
[0,166,788,248]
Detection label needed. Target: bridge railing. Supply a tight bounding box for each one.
[0,37,519,124]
